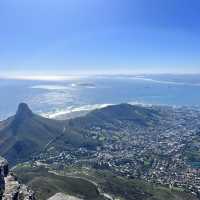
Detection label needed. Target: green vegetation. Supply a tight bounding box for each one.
[0,103,161,166]
[14,166,106,200]
[13,165,198,200]
[2,103,200,199]
[69,103,160,130]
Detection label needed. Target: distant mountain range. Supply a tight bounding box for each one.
[0,103,160,165]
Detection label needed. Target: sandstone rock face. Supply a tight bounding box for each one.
[0,158,9,177]
[48,193,83,200]
[0,157,8,199]
[0,157,35,200]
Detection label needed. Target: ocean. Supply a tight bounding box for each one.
[1,74,200,120]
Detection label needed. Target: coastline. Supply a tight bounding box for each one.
[41,104,112,120]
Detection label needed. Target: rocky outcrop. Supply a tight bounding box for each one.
[48,193,83,200]
[10,103,34,135]
[0,157,9,177]
[16,103,33,118]
[0,157,35,200]
[0,103,64,166]
[0,157,8,199]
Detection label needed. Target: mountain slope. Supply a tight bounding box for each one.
[0,103,64,165]
[13,165,198,200]
[68,103,160,129]
[0,103,161,165]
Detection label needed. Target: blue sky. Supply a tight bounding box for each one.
[0,0,200,75]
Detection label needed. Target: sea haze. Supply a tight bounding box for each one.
[0,74,200,120]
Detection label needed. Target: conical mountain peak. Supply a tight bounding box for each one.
[15,103,33,119]
[9,103,34,135]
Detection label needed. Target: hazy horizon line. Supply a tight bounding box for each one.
[0,70,200,81]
